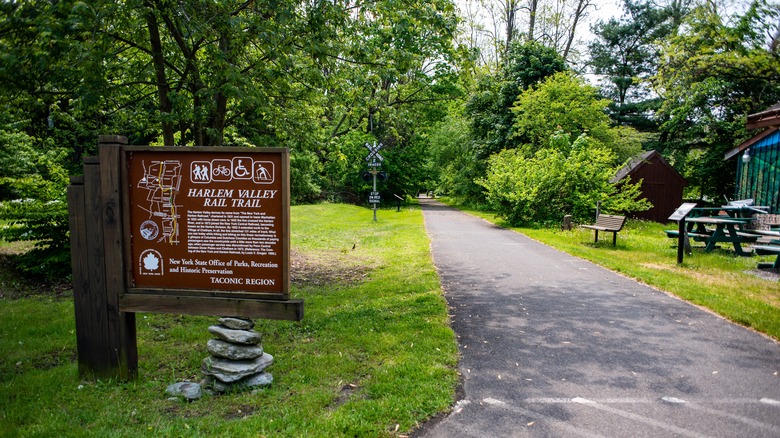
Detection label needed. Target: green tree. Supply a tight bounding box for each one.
[653,1,780,200]
[588,0,690,129]
[2,0,460,156]
[511,71,642,162]
[0,0,462,279]
[427,110,485,202]
[465,40,567,158]
[311,0,460,203]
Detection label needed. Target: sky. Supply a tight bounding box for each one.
[454,0,628,67]
[587,1,624,27]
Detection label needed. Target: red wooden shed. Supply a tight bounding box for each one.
[611,150,687,223]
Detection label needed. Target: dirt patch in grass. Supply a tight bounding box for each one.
[746,268,780,282]
[0,254,71,300]
[641,262,736,285]
[29,348,77,371]
[639,262,676,272]
[221,404,257,420]
[641,262,780,308]
[642,261,780,283]
[290,249,373,287]
[9,348,77,376]
[0,246,372,299]
[329,382,365,409]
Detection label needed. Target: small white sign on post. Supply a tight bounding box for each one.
[364,142,384,221]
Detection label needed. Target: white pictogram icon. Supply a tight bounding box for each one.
[191,161,211,183]
[232,157,252,179]
[253,161,274,184]
[139,249,163,276]
[210,159,232,182]
[140,220,159,240]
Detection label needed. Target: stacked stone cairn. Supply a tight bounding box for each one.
[200,317,274,394]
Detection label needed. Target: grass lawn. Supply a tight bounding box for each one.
[0,204,459,437]
[4,200,778,437]
[442,200,780,341]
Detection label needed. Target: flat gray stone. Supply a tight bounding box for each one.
[201,353,274,383]
[207,339,263,360]
[207,372,273,393]
[209,376,230,394]
[208,325,262,345]
[243,371,273,388]
[218,317,255,330]
[165,382,202,401]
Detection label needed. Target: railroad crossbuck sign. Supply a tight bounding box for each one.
[365,141,383,167]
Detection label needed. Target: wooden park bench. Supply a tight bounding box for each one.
[582,214,627,246]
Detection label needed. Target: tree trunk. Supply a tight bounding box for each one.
[527,0,538,41]
[562,0,592,61]
[144,4,175,146]
[208,35,230,146]
[504,0,516,53]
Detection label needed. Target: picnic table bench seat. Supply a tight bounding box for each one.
[664,229,760,240]
[734,231,761,241]
[754,244,780,269]
[752,229,780,237]
[582,214,627,246]
[664,229,711,240]
[750,230,780,244]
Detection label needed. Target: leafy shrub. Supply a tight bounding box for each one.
[0,130,71,280]
[478,133,651,226]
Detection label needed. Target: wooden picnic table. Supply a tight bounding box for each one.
[687,207,757,232]
[684,216,760,256]
[690,205,768,218]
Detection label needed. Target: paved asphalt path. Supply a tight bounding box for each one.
[416,197,780,438]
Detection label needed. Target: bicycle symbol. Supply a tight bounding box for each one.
[212,165,231,177]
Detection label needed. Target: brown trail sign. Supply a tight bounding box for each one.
[68,136,303,380]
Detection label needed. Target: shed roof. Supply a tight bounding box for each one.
[724,127,779,160]
[746,102,780,130]
[611,150,686,184]
[725,102,780,160]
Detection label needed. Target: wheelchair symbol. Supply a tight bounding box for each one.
[232,157,253,180]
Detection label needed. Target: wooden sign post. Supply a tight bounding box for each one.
[68,136,303,380]
[669,202,698,264]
